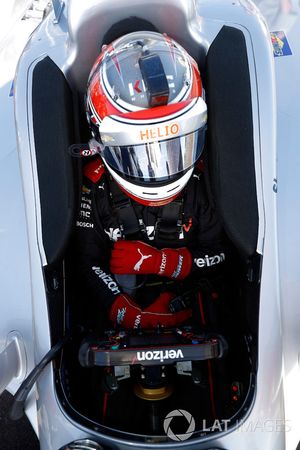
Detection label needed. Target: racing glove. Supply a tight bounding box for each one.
[109,292,192,329]
[110,240,192,280]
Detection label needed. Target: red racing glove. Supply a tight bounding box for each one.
[109,292,192,329]
[110,240,192,280]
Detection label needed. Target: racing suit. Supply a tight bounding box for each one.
[75,156,228,328]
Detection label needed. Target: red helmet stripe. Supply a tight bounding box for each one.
[163,33,177,65]
[111,46,122,76]
[191,62,202,98]
[89,76,121,120]
[116,99,193,120]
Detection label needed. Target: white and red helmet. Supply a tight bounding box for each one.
[86,31,207,206]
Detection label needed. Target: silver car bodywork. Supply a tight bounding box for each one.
[0,0,299,449]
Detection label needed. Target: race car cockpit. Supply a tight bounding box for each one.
[9,0,277,446]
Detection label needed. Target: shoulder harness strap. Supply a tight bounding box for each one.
[108,177,145,239]
[107,168,209,244]
[155,198,184,244]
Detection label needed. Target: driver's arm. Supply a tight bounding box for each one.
[75,174,122,311]
[74,169,189,329]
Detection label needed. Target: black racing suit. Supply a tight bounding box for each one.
[75,156,228,317]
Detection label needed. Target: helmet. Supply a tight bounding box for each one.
[86,31,207,206]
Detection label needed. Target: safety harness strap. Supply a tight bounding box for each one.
[107,164,204,244]
[108,177,143,238]
[155,199,184,242]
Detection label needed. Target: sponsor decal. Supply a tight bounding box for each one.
[92,266,121,295]
[136,349,184,363]
[183,217,192,233]
[80,148,98,157]
[76,221,94,228]
[116,307,126,325]
[101,134,115,143]
[133,248,152,271]
[82,195,91,204]
[94,163,104,174]
[84,159,105,183]
[104,225,169,242]
[80,202,91,210]
[82,185,91,194]
[271,31,292,57]
[134,314,141,328]
[80,210,91,219]
[172,255,183,279]
[159,251,167,275]
[104,227,122,242]
[146,225,155,241]
[78,191,92,222]
[140,123,179,141]
[194,252,225,268]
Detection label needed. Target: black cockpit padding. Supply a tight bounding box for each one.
[32,57,76,264]
[102,17,158,46]
[205,26,259,259]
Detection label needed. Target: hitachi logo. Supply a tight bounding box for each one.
[136,349,184,362]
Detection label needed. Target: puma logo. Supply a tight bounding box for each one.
[134,248,152,271]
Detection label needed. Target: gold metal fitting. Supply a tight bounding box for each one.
[134,384,173,401]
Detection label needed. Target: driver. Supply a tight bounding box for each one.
[75,31,228,329]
